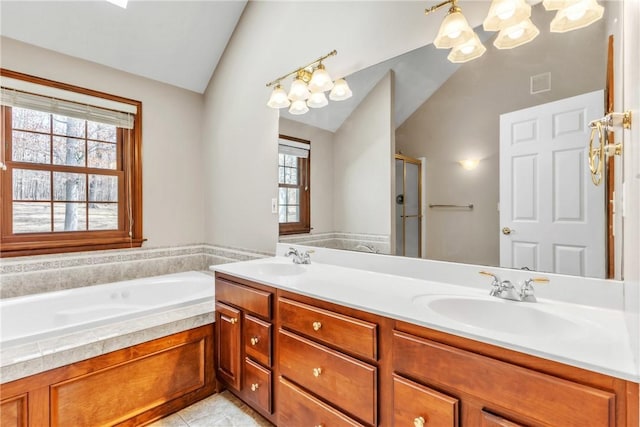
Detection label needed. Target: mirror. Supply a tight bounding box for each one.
[278,1,623,280]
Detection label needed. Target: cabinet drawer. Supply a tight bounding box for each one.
[243,358,272,414]
[216,278,272,319]
[279,297,377,360]
[393,331,615,427]
[480,411,525,427]
[393,374,459,427]
[279,329,377,425]
[244,314,272,367]
[278,376,365,427]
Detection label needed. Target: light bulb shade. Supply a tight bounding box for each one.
[288,78,310,101]
[329,78,353,101]
[447,34,486,63]
[459,159,480,170]
[542,0,578,11]
[307,91,329,109]
[308,64,334,93]
[493,18,540,49]
[289,100,309,115]
[433,9,475,49]
[266,85,291,109]
[483,0,531,31]
[549,0,604,33]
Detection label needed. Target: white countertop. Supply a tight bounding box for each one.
[213,254,639,382]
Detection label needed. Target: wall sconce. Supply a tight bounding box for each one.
[424,0,604,63]
[266,50,352,116]
[588,111,631,186]
[459,159,480,170]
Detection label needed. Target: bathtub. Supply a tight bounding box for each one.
[1,271,215,348]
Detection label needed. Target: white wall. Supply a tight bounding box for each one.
[279,118,335,235]
[334,72,395,239]
[0,37,205,248]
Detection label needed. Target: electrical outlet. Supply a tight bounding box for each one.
[271,198,278,214]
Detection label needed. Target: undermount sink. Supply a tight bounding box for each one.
[412,294,583,337]
[247,262,306,276]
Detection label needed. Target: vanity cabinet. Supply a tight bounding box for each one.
[277,293,384,427]
[214,273,276,423]
[214,272,638,427]
[392,324,635,427]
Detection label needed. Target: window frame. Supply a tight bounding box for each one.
[0,69,143,257]
[278,134,310,236]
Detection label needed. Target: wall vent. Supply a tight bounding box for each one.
[530,72,551,94]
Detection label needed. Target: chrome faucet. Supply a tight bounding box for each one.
[479,271,549,303]
[285,247,314,264]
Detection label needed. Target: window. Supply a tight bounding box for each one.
[0,69,143,257]
[278,135,310,235]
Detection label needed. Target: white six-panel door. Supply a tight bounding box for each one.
[499,90,605,278]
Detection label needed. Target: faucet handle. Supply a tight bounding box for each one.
[520,277,549,302]
[479,271,500,283]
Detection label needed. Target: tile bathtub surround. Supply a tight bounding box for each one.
[279,231,390,254]
[0,244,270,298]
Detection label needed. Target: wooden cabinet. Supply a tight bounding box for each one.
[392,329,621,427]
[215,302,242,389]
[214,273,276,424]
[392,374,459,427]
[279,376,365,427]
[277,295,381,426]
[215,272,638,427]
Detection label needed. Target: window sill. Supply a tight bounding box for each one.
[0,237,145,258]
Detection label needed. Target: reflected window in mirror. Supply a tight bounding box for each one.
[278,135,310,235]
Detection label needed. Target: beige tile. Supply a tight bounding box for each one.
[173,391,272,427]
[147,412,188,427]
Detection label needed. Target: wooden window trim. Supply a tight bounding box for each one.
[279,135,310,236]
[0,69,144,257]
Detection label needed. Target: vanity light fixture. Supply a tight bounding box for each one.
[266,50,352,116]
[544,0,604,33]
[493,18,540,49]
[426,0,484,63]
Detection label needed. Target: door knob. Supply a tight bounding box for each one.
[502,227,514,235]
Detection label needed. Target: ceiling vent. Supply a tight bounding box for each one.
[530,72,551,94]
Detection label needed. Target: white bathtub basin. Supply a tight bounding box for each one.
[412,294,584,337]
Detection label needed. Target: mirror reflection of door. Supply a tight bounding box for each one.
[395,155,422,258]
[499,90,605,278]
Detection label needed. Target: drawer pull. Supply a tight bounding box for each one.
[313,367,323,377]
[250,383,259,391]
[229,317,238,325]
[250,336,259,346]
[312,321,322,331]
[414,416,426,427]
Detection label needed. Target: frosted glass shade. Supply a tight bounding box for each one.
[288,78,310,101]
[493,18,540,49]
[266,85,290,109]
[447,34,486,63]
[307,91,328,109]
[308,64,334,93]
[329,79,353,101]
[433,9,475,49]
[483,0,531,31]
[549,0,604,33]
[289,100,309,115]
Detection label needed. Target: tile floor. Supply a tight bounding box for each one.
[148,391,273,427]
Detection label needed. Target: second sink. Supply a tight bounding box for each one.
[412,294,583,338]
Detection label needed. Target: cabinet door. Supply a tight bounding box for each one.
[393,375,458,427]
[215,302,242,390]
